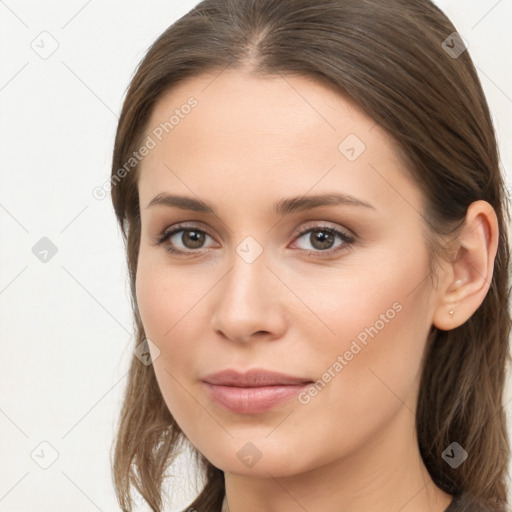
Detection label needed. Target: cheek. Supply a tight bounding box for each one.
[282,259,432,469]
[135,259,202,343]
[309,252,432,417]
[135,264,206,425]
[136,266,171,342]
[135,259,215,383]
[135,262,192,382]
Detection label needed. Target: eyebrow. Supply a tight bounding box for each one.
[146,192,376,215]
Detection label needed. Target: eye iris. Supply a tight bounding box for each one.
[310,229,334,250]
[182,230,205,249]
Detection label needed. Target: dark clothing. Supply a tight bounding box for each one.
[445,494,510,512]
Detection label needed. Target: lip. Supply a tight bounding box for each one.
[202,368,313,387]
[202,368,314,414]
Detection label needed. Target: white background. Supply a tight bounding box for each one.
[1,1,511,511]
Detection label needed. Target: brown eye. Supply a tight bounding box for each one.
[175,229,206,249]
[154,223,355,258]
[292,225,355,257]
[155,224,216,255]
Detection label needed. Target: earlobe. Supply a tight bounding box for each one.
[432,200,499,331]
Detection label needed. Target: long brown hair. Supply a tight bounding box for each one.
[109,1,512,510]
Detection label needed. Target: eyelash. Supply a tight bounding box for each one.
[152,223,356,258]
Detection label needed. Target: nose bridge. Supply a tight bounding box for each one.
[221,242,273,314]
[224,231,271,297]
[211,240,285,341]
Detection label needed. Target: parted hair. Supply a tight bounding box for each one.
[110,1,512,510]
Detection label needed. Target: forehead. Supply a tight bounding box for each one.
[143,70,379,148]
[136,70,421,215]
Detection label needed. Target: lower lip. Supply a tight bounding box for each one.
[203,382,311,414]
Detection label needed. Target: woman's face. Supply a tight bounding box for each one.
[135,70,446,478]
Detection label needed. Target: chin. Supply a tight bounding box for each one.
[197,437,312,478]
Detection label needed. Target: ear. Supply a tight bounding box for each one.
[432,200,499,331]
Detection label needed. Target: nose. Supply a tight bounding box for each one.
[210,247,288,344]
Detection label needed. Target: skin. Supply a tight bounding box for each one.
[135,70,498,512]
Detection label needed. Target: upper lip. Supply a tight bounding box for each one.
[202,368,313,387]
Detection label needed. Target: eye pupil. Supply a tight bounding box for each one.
[311,230,334,250]
[183,230,205,249]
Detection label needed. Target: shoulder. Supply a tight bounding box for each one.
[447,494,511,512]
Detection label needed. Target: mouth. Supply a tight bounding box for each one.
[202,368,314,414]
